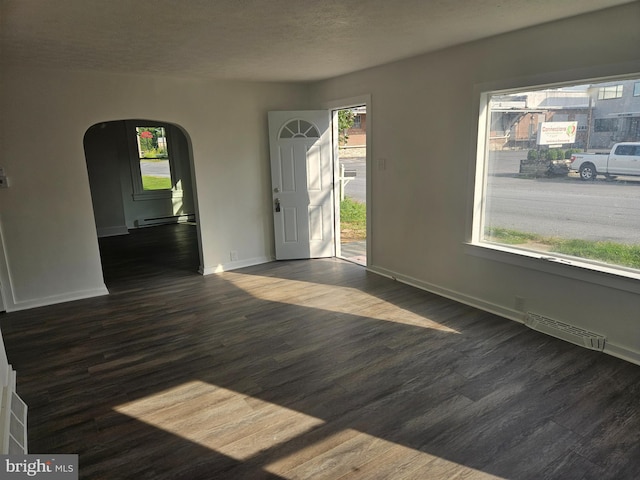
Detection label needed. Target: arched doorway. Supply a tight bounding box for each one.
[84,120,202,286]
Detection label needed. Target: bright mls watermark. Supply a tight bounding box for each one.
[1,455,78,479]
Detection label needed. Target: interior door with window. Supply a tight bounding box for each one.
[268,111,334,260]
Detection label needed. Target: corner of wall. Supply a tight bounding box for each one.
[200,255,274,275]
[4,286,109,313]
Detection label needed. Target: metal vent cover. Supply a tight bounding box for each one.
[526,312,606,351]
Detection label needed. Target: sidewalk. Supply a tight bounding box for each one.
[341,240,366,266]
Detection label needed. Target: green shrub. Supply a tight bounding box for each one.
[527,148,573,162]
[564,148,579,159]
[142,148,168,159]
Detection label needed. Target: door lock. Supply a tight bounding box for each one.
[274,198,281,213]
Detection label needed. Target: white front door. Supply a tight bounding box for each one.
[268,111,334,260]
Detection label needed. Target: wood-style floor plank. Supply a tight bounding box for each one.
[1,223,639,479]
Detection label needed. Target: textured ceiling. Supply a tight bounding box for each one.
[1,0,636,82]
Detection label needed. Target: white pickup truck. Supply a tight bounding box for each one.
[570,142,640,180]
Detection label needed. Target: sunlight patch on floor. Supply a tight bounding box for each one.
[114,380,324,461]
[223,272,460,333]
[115,380,504,479]
[266,428,507,479]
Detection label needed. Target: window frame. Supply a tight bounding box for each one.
[127,121,183,201]
[594,118,618,132]
[467,70,640,294]
[597,84,623,100]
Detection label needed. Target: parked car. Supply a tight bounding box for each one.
[570,142,640,180]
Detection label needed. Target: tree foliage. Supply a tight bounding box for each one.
[338,109,355,145]
[136,126,167,158]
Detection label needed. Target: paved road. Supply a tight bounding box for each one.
[340,157,366,203]
[140,160,171,177]
[486,175,640,244]
[487,151,640,244]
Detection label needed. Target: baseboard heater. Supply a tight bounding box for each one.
[525,312,606,351]
[136,214,195,227]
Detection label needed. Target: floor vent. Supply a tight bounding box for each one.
[525,312,606,351]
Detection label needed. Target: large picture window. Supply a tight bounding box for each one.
[474,74,640,278]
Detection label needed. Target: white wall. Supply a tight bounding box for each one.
[310,4,640,364]
[0,68,310,310]
[84,121,129,236]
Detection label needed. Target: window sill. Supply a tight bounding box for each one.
[133,189,183,201]
[464,242,640,295]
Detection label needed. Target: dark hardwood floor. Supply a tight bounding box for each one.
[1,223,639,479]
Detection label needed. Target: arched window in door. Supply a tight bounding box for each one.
[279,120,320,139]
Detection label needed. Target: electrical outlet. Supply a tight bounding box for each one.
[378,158,386,170]
[230,250,238,261]
[515,296,525,311]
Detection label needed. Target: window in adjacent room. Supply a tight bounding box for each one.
[128,123,182,201]
[136,126,172,190]
[473,74,640,278]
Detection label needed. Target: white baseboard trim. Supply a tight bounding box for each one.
[369,264,640,367]
[369,264,526,324]
[5,286,109,312]
[199,255,273,275]
[604,342,640,366]
[97,225,129,237]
